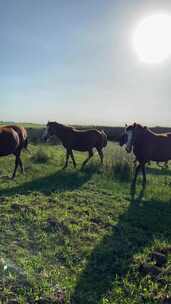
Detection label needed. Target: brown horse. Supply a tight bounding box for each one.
[43,122,107,169]
[0,125,28,179]
[120,123,171,187]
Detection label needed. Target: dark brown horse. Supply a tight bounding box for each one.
[120,123,171,187]
[0,125,28,179]
[43,122,107,169]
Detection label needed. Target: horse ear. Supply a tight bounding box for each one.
[133,122,136,128]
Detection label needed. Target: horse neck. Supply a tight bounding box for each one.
[135,127,154,145]
[54,125,72,143]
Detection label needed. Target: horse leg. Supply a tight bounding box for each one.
[63,149,70,169]
[12,154,20,179]
[96,148,104,164]
[131,163,141,188]
[70,150,77,168]
[81,149,93,169]
[141,163,146,187]
[19,157,25,174]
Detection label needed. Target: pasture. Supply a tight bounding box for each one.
[0,141,171,303]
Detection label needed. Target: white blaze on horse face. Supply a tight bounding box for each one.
[125,130,133,152]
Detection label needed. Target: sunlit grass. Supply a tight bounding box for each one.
[0,142,170,303]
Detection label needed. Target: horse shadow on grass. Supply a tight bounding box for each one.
[0,167,96,197]
[71,189,171,304]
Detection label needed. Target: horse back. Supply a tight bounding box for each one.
[65,128,106,151]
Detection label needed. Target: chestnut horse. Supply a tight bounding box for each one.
[43,122,107,169]
[120,123,171,187]
[0,125,28,179]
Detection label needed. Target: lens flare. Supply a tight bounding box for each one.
[133,13,171,64]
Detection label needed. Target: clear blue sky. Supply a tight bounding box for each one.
[1,0,171,126]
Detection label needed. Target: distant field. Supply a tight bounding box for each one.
[0,141,170,303]
[0,122,44,128]
[1,121,171,143]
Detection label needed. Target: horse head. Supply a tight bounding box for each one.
[121,123,148,153]
[42,121,56,141]
[120,123,137,153]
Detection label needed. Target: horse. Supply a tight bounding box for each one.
[42,121,107,169]
[0,125,28,179]
[120,123,171,187]
[119,130,168,168]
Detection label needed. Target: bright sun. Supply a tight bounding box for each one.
[133,13,171,64]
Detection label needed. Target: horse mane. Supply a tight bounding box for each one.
[136,124,170,137]
[50,122,74,131]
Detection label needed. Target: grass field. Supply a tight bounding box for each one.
[0,142,171,303]
[0,122,44,129]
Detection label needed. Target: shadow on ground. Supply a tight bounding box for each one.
[71,189,171,303]
[0,168,96,197]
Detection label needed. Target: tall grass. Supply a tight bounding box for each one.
[104,142,134,181]
[31,147,50,163]
[30,142,134,181]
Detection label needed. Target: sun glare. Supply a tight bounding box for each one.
[133,13,171,64]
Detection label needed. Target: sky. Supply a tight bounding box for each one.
[0,0,171,126]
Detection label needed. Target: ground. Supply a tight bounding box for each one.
[0,142,170,304]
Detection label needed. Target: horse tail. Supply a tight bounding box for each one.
[101,130,107,148]
[24,137,28,149]
[21,128,30,153]
[23,138,31,154]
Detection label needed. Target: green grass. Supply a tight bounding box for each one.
[0,142,170,303]
[0,122,44,128]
